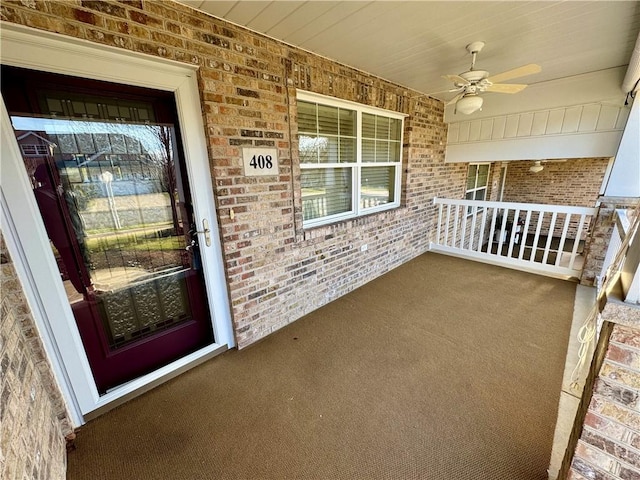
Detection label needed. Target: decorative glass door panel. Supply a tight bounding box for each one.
[2,65,216,394]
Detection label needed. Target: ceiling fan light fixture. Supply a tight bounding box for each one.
[530,161,544,173]
[456,94,483,115]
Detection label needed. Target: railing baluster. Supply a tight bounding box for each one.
[488,208,498,255]
[507,208,521,259]
[436,201,443,245]
[469,205,478,251]
[497,208,509,256]
[555,213,571,267]
[519,210,532,260]
[478,207,488,252]
[444,204,451,246]
[542,212,558,265]
[568,214,586,270]
[460,206,468,250]
[530,210,544,263]
[452,204,460,248]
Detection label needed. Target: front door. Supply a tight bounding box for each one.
[2,66,216,394]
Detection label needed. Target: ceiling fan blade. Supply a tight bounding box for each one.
[485,83,528,94]
[442,74,470,86]
[486,64,541,83]
[445,93,464,106]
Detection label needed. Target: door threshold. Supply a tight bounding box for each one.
[83,342,228,422]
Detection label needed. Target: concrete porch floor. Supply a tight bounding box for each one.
[548,284,597,479]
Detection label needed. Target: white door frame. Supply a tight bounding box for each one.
[0,23,234,424]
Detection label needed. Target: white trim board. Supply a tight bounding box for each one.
[445,130,623,163]
[0,23,234,423]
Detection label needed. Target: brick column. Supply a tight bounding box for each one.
[580,197,639,286]
[566,300,640,478]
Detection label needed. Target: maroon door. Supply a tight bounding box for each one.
[2,66,215,393]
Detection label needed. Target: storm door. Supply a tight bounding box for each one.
[2,66,215,394]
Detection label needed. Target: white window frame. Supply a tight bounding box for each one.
[466,163,491,200]
[297,91,406,228]
[465,163,491,215]
[20,144,51,156]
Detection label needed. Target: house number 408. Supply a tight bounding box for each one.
[242,147,278,177]
[249,155,273,169]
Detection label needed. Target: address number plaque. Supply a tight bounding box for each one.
[242,147,279,177]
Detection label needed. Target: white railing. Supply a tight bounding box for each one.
[431,198,597,279]
[598,208,640,304]
[597,209,628,292]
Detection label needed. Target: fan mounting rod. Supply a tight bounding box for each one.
[466,41,485,70]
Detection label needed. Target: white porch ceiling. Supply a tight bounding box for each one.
[178,1,640,112]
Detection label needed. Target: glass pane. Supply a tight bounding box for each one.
[15,116,195,349]
[375,140,389,162]
[466,191,475,201]
[389,141,401,162]
[318,136,339,163]
[362,139,375,162]
[362,113,375,139]
[475,188,487,201]
[339,137,356,163]
[361,166,395,208]
[376,116,390,140]
[390,118,402,141]
[41,92,154,122]
[339,108,356,136]
[317,104,339,135]
[301,168,353,221]
[299,135,318,164]
[477,164,489,187]
[297,101,317,133]
[467,166,478,190]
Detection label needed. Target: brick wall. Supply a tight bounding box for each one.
[1,235,72,480]
[568,320,640,479]
[0,0,463,348]
[502,158,608,207]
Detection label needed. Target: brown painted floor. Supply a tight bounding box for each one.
[67,252,576,480]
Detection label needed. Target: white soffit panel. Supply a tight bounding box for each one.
[445,130,623,163]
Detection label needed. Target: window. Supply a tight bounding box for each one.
[297,91,404,227]
[465,164,490,215]
[20,144,50,156]
[466,163,490,202]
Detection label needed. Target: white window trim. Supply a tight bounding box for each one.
[20,144,50,156]
[1,23,234,424]
[297,90,406,228]
[466,162,491,199]
[465,163,491,216]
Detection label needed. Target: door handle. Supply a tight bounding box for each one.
[193,218,211,247]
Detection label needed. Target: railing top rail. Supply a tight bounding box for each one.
[615,208,631,234]
[433,197,597,215]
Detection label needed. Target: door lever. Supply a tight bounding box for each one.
[193,218,211,247]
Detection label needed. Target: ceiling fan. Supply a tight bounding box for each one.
[441,41,541,115]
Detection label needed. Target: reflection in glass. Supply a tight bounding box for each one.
[318,104,339,135]
[362,113,376,138]
[14,116,194,348]
[361,166,394,209]
[301,168,352,221]
[478,164,489,186]
[297,101,317,133]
